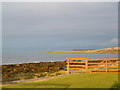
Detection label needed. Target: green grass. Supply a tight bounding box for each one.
[3,73,119,88]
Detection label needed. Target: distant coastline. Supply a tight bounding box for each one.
[43,47,120,54]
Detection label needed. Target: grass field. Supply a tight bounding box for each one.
[2,73,119,88]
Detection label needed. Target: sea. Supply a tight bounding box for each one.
[2,52,119,65]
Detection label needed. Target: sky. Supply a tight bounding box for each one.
[2,2,118,53]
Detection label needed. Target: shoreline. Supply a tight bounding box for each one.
[1,60,65,66]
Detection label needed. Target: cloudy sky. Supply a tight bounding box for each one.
[3,2,118,53]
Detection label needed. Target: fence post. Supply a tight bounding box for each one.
[106,59,108,73]
[67,58,70,74]
[86,58,88,73]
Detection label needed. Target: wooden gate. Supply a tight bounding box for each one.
[66,58,120,74]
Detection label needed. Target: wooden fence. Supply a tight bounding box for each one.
[66,58,120,74]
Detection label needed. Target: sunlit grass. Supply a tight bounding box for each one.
[3,73,118,88]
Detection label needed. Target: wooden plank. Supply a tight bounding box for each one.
[69,71,86,72]
[67,58,87,60]
[88,58,120,61]
[108,69,120,71]
[107,66,118,68]
[88,66,106,67]
[92,72,120,73]
[106,62,118,64]
[88,69,106,71]
[92,69,119,71]
[69,68,85,70]
[67,65,86,67]
[88,59,106,61]
[66,61,86,63]
[88,63,104,64]
[92,70,106,71]
[88,63,117,64]
[88,63,117,65]
[67,58,120,61]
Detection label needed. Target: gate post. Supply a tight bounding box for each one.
[86,58,88,73]
[66,58,70,74]
[106,59,108,73]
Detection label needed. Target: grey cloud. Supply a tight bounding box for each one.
[2,2,118,52]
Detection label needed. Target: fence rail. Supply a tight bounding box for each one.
[66,58,120,74]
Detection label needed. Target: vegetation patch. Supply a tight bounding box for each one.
[1,61,66,82]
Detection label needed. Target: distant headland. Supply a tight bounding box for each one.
[43,47,120,54]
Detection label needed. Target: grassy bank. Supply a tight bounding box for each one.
[3,73,119,88]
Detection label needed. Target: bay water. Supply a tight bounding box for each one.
[2,52,118,65]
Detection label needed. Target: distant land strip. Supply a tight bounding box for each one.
[43,47,120,54]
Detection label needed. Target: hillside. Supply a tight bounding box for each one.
[44,47,120,54]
